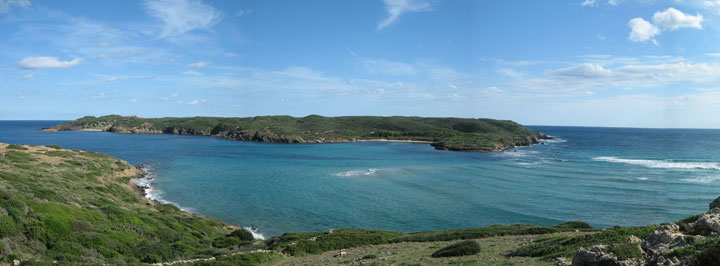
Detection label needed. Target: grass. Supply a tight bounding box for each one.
[389,222,594,243]
[507,225,655,260]
[265,229,405,256]
[0,144,241,264]
[49,115,548,152]
[431,240,481,258]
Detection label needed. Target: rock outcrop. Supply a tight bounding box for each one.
[571,196,720,266]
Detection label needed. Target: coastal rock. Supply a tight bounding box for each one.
[571,245,642,266]
[710,196,720,210]
[687,208,720,236]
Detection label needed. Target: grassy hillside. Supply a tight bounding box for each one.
[0,143,265,265]
[43,115,548,152]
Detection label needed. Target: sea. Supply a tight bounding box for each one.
[2,120,720,238]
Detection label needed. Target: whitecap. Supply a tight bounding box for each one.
[335,168,378,177]
[244,226,266,240]
[680,176,720,184]
[593,157,720,170]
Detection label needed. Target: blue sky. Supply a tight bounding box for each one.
[1,0,720,128]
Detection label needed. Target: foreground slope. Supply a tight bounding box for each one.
[4,144,720,266]
[0,143,261,265]
[42,115,548,152]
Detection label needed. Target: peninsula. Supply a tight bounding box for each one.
[42,115,549,152]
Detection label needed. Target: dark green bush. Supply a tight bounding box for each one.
[212,236,245,248]
[229,229,254,241]
[6,144,28,150]
[431,240,481,258]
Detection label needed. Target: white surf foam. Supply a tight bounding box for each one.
[244,226,266,240]
[680,176,720,184]
[135,165,195,213]
[541,137,567,143]
[593,157,720,170]
[335,168,378,177]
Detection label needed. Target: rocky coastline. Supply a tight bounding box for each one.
[41,115,551,152]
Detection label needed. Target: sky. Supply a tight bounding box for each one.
[1,0,720,128]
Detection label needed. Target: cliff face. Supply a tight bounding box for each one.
[42,115,550,152]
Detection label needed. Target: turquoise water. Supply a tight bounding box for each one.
[2,121,720,238]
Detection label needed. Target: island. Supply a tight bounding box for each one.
[2,143,720,265]
[41,115,550,152]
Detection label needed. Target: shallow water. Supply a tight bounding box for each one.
[2,121,719,237]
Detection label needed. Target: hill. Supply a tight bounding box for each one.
[42,115,549,152]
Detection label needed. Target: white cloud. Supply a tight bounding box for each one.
[183,70,203,75]
[98,42,112,47]
[378,0,431,30]
[523,60,720,91]
[652,7,703,31]
[497,68,524,79]
[186,99,206,105]
[162,93,181,100]
[143,0,223,38]
[628,18,660,43]
[628,8,703,44]
[361,59,418,75]
[106,76,120,82]
[707,53,720,57]
[581,0,597,7]
[21,74,34,80]
[187,61,211,68]
[0,0,30,13]
[705,0,720,7]
[91,92,109,99]
[17,57,82,69]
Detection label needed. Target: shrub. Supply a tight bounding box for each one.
[361,254,378,260]
[229,229,254,241]
[431,240,481,258]
[212,236,244,248]
[6,144,27,150]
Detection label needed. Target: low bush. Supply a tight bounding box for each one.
[431,240,481,258]
[229,229,254,241]
[391,222,595,243]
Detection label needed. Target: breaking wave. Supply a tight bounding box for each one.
[593,157,720,170]
[335,168,378,177]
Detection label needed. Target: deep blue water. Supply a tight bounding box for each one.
[2,121,720,238]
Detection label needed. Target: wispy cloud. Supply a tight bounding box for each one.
[17,57,82,69]
[377,0,431,30]
[187,61,211,68]
[21,73,34,80]
[91,92,109,99]
[0,0,30,13]
[143,0,223,38]
[106,76,120,82]
[628,7,703,44]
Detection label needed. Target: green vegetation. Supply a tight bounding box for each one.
[431,240,481,258]
[389,222,594,243]
[507,225,655,260]
[0,144,248,265]
[47,115,549,152]
[265,229,405,256]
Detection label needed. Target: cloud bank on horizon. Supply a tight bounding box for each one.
[0,0,719,128]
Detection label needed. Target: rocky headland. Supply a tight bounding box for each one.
[41,115,550,152]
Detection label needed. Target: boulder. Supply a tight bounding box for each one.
[710,196,720,210]
[571,245,642,266]
[687,208,720,236]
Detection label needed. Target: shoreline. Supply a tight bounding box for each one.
[355,139,434,144]
[129,164,267,240]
